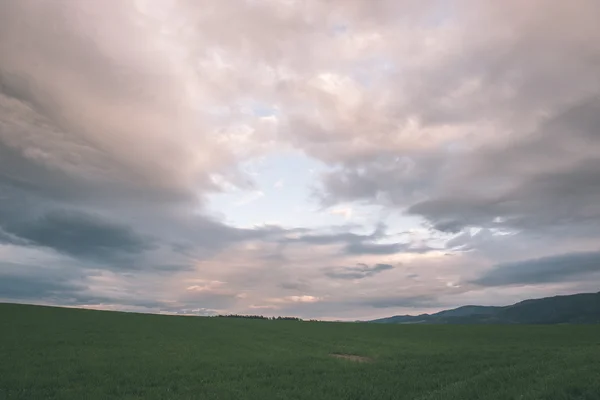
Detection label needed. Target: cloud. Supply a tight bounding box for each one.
[4,210,153,264]
[0,262,86,302]
[345,241,433,255]
[283,295,321,303]
[471,251,600,287]
[285,230,377,246]
[248,304,279,310]
[0,0,290,274]
[1,0,599,319]
[234,190,265,206]
[279,1,600,245]
[0,1,254,199]
[282,223,435,255]
[408,102,600,234]
[0,228,28,246]
[279,281,311,292]
[324,263,395,280]
[178,290,240,311]
[362,295,438,309]
[0,260,168,309]
[186,281,226,293]
[330,207,353,219]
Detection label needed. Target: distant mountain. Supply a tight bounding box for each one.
[369,292,600,324]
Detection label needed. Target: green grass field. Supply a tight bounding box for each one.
[1,303,599,400]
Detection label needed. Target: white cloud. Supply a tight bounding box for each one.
[186,281,226,293]
[269,295,322,304]
[330,207,353,219]
[234,190,265,206]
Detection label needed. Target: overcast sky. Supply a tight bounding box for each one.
[1,0,599,320]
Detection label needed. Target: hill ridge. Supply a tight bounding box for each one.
[369,291,600,324]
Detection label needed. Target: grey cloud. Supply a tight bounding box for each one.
[364,295,439,309]
[445,229,493,251]
[168,217,290,257]
[284,223,434,256]
[2,0,599,318]
[332,93,600,241]
[326,98,600,239]
[285,222,386,245]
[346,241,434,255]
[289,232,368,245]
[0,82,289,270]
[0,86,195,208]
[0,139,84,212]
[0,181,281,269]
[0,261,141,308]
[319,153,445,207]
[279,281,311,292]
[345,242,406,255]
[178,290,240,311]
[409,100,600,233]
[410,159,600,236]
[324,263,395,280]
[0,263,86,301]
[0,227,28,246]
[0,261,192,310]
[3,210,154,265]
[282,1,600,247]
[471,251,600,287]
[274,294,439,318]
[0,277,171,310]
[0,0,255,217]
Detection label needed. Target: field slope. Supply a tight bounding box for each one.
[1,303,600,400]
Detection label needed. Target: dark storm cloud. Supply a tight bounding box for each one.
[0,138,80,204]
[324,263,395,280]
[3,210,154,264]
[0,228,27,246]
[471,251,600,287]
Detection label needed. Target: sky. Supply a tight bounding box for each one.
[1,0,600,320]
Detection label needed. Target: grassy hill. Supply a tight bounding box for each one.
[371,291,600,324]
[1,303,600,399]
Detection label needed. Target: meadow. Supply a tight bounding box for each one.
[1,303,599,400]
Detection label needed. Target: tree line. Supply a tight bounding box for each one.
[214,314,303,321]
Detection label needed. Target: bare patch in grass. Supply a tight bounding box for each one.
[329,353,373,363]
